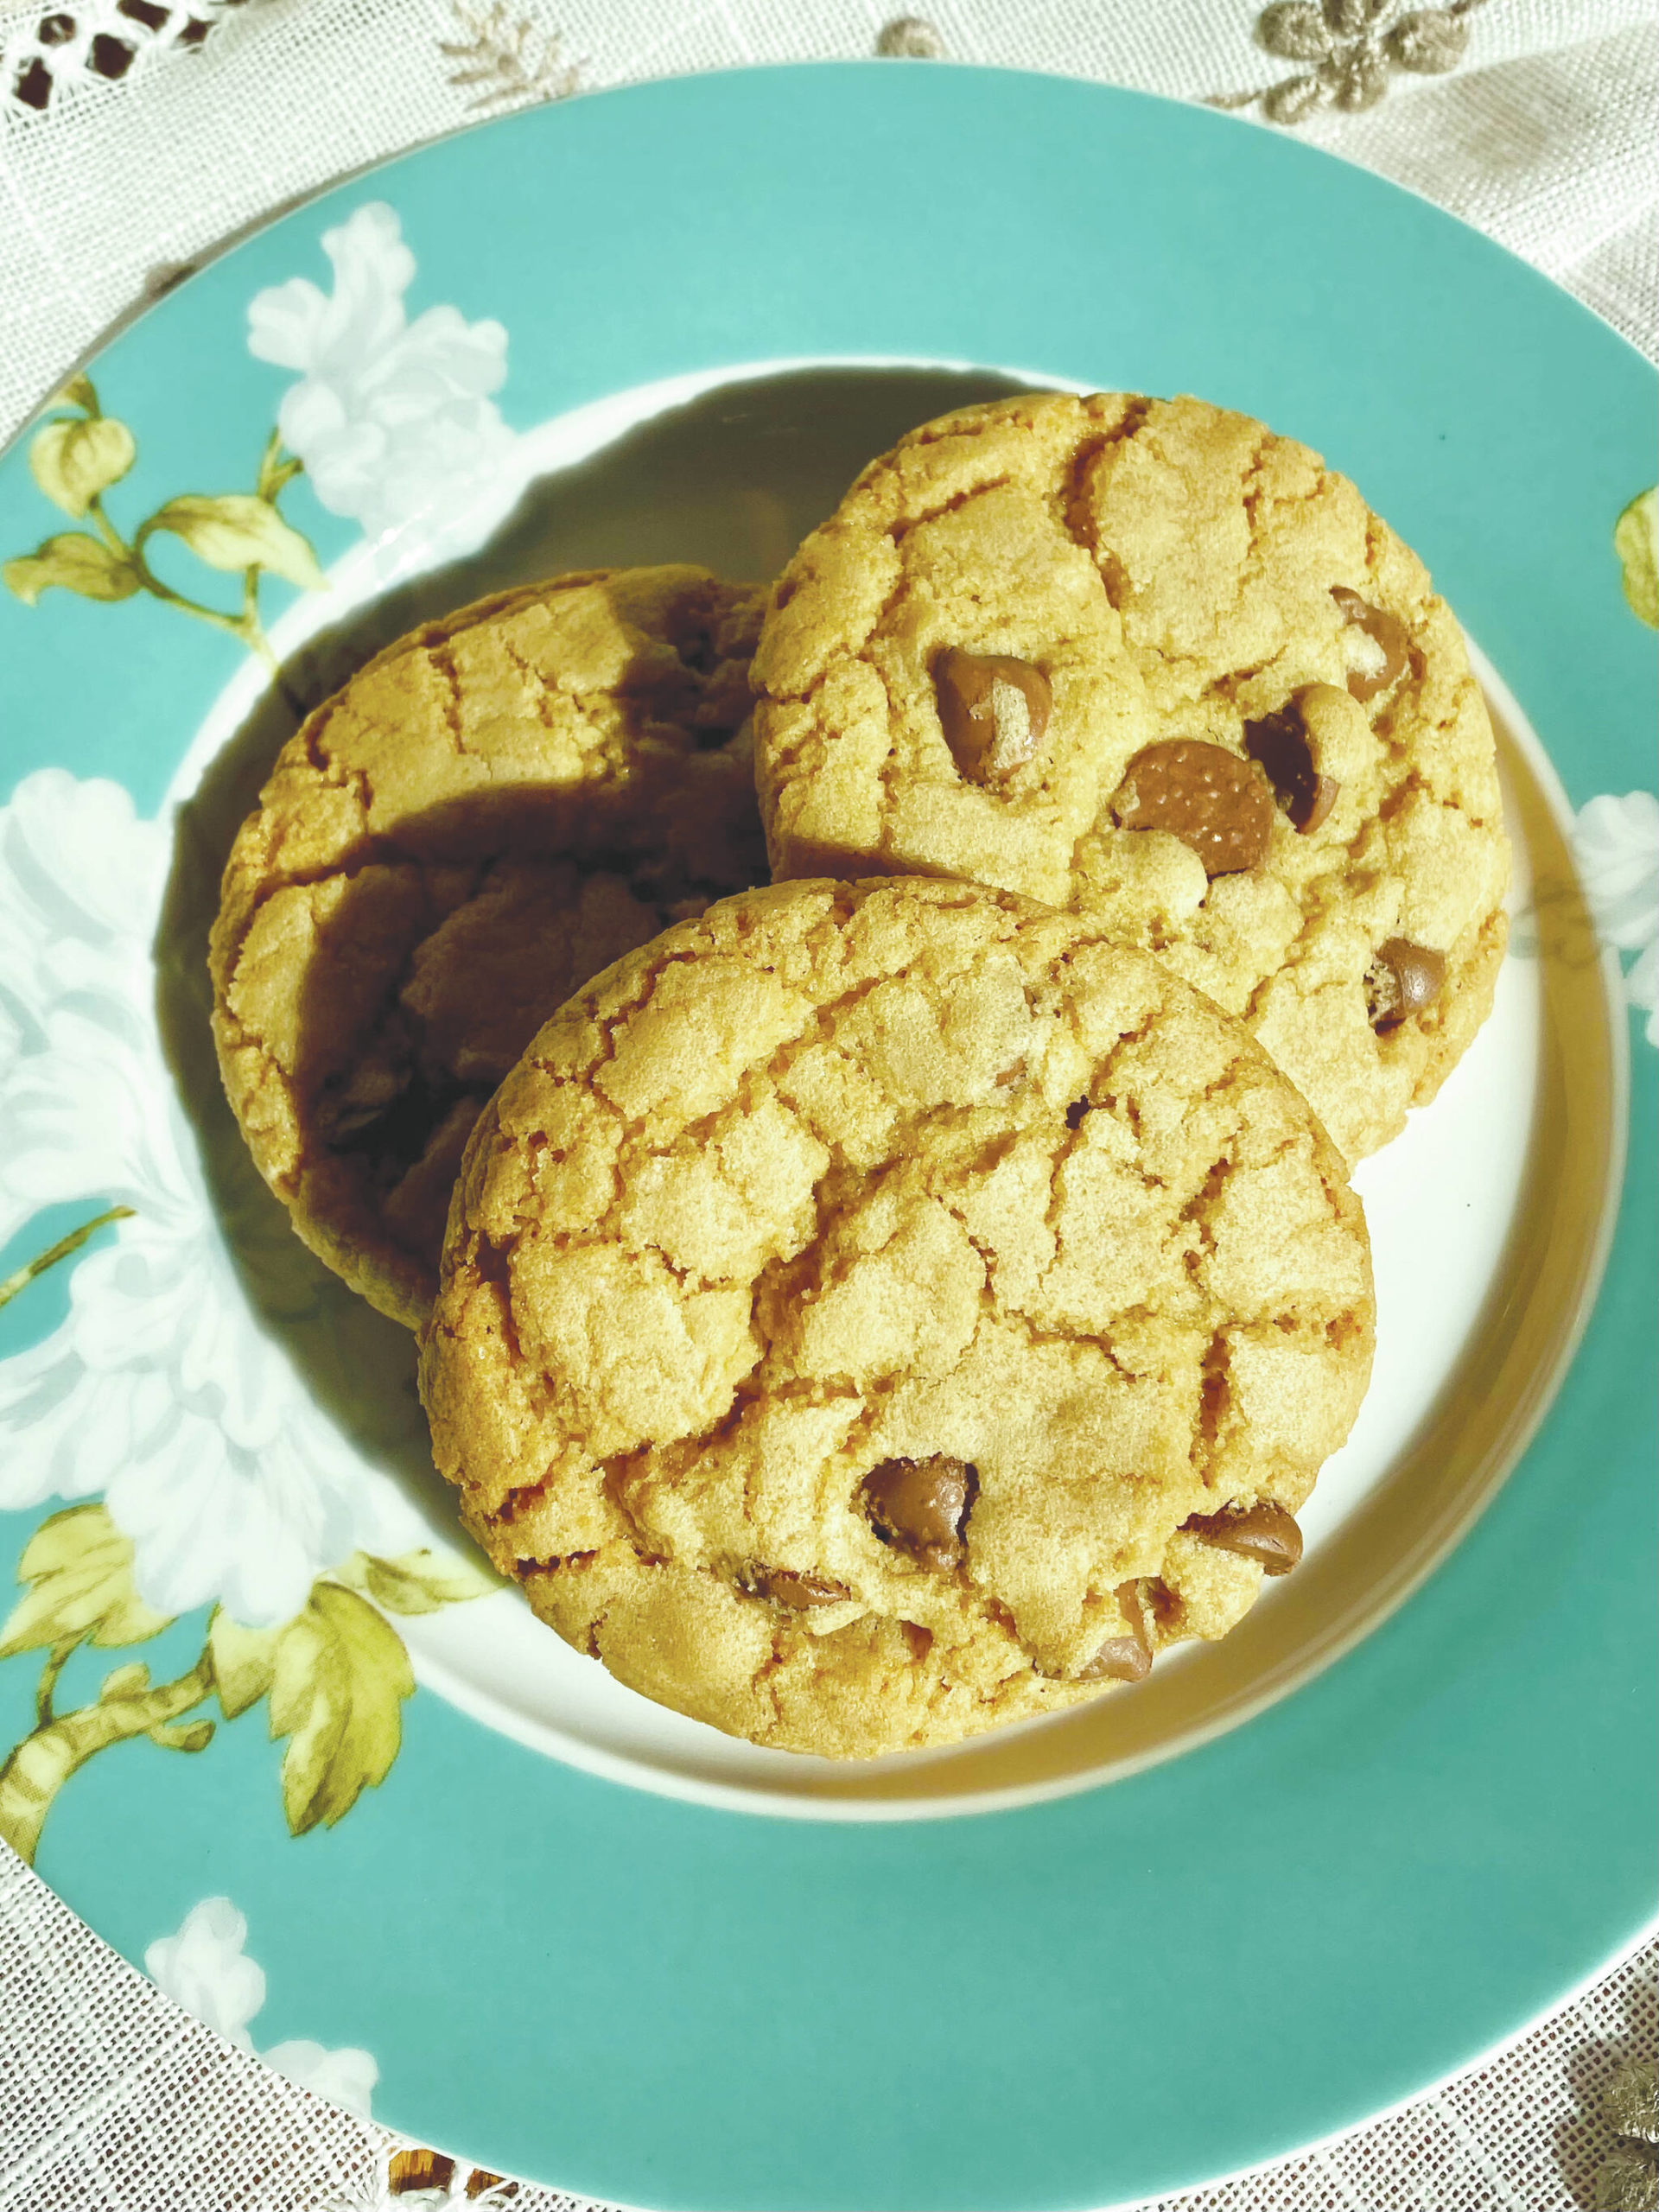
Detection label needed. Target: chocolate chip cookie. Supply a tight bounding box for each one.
[751,393,1510,1162]
[419,877,1375,1758]
[210,566,767,1328]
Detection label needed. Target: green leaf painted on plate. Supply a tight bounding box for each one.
[54,372,100,416]
[3,533,141,607]
[335,1548,505,1617]
[0,1644,214,1865]
[208,1609,282,1719]
[269,1581,414,1835]
[145,493,325,590]
[1614,487,1657,626]
[148,1715,215,1753]
[29,415,136,518]
[0,1505,174,1659]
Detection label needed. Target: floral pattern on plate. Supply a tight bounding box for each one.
[248,202,516,537]
[146,1894,378,2118]
[0,195,1652,1896]
[0,204,519,1870]
[2,203,516,664]
[0,760,507,1866]
[1573,790,1659,1046]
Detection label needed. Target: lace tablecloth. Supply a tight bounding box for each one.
[1,3,1656,2208]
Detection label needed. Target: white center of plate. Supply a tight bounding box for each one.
[164,361,1625,1821]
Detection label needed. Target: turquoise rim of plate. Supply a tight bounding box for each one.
[0,62,1654,2212]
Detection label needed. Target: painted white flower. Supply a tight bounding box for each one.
[145,1897,267,2048]
[147,1897,378,2120]
[261,2036,381,2119]
[1573,789,1659,1045]
[0,769,165,1058]
[247,204,515,538]
[0,768,428,1626]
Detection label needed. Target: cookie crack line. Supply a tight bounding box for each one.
[1056,399,1154,557]
[428,640,469,757]
[546,889,1020,1163]
[885,470,1016,547]
[1238,427,1275,540]
[758,548,915,714]
[301,697,368,804]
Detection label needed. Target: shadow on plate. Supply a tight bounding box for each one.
[149,364,1033,1544]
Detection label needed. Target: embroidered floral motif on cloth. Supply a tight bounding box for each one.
[1214,0,1491,123]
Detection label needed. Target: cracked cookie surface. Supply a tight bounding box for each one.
[751,392,1511,1163]
[419,877,1375,1758]
[210,565,767,1328]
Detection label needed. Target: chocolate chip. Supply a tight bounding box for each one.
[1244,700,1338,833]
[1331,585,1409,702]
[1184,1501,1303,1575]
[740,1565,850,1609]
[1075,1580,1154,1681]
[1365,938,1446,1032]
[861,1456,975,1571]
[1111,740,1274,875]
[935,648,1052,784]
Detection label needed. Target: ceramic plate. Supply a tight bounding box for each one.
[0,64,1653,2212]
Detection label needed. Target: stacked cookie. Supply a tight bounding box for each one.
[211,394,1509,1759]
[210,566,766,1327]
[751,392,1509,1163]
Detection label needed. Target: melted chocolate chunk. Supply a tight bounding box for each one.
[1331,585,1409,702]
[1365,938,1446,1032]
[1075,1579,1154,1682]
[1184,1501,1303,1575]
[861,1456,976,1571]
[1112,741,1274,875]
[1245,699,1339,833]
[935,649,1052,784]
[740,1565,850,1610]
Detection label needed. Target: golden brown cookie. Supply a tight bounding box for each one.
[419,877,1375,1758]
[210,566,767,1327]
[751,392,1510,1162]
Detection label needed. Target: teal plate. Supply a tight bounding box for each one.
[1,63,1655,2211]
